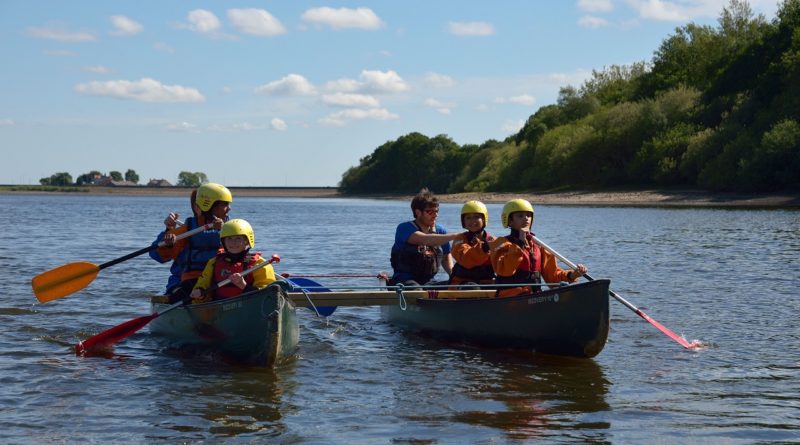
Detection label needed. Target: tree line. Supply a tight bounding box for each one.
[340,0,800,194]
[39,170,209,187]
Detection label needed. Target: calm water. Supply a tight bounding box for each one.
[2,194,799,444]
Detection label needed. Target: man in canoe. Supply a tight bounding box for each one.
[489,198,588,297]
[449,200,496,289]
[389,187,461,287]
[150,182,232,302]
[190,219,276,303]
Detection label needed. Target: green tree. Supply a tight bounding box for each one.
[125,169,139,184]
[339,133,466,193]
[177,171,207,187]
[75,170,102,185]
[109,171,123,181]
[39,172,73,186]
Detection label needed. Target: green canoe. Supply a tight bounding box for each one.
[149,284,299,366]
[381,279,611,358]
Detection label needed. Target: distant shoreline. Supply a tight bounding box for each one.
[2,185,799,208]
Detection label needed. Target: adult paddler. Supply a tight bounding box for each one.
[389,188,461,287]
[152,182,232,302]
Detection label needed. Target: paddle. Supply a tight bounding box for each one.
[286,277,336,316]
[530,235,697,350]
[32,223,214,303]
[75,254,280,354]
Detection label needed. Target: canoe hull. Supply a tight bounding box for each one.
[381,279,610,358]
[149,284,298,366]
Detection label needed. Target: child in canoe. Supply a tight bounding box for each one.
[190,219,276,303]
[489,199,587,297]
[449,200,496,289]
[150,182,232,302]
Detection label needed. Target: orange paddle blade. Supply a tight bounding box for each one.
[32,261,100,303]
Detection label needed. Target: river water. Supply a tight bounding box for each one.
[2,194,799,444]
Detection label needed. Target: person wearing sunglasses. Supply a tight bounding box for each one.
[389,187,462,287]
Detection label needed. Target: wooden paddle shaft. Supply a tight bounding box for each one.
[287,290,496,307]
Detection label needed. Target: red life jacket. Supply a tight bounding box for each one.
[517,238,542,276]
[495,235,542,286]
[212,251,261,299]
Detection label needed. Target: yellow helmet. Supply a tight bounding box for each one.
[460,200,488,229]
[501,199,534,228]
[195,182,233,212]
[220,219,255,248]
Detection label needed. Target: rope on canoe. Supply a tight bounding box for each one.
[298,287,323,317]
[394,283,408,311]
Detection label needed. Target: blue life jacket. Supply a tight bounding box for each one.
[178,216,221,275]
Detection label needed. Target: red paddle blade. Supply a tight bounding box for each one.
[75,313,157,354]
[635,310,695,349]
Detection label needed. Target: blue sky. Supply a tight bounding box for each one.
[0,1,780,186]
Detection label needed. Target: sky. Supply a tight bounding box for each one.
[0,0,781,186]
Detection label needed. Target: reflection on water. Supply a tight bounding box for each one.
[388,336,610,443]
[150,350,298,440]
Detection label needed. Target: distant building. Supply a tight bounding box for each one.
[93,176,138,186]
[147,179,173,187]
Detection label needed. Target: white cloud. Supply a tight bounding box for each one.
[232,122,265,131]
[324,70,409,94]
[360,70,409,93]
[495,94,536,106]
[153,42,175,53]
[255,74,317,96]
[83,65,111,74]
[271,118,287,131]
[0,119,15,126]
[110,15,143,36]
[185,9,221,34]
[502,119,525,133]
[43,49,77,57]
[509,94,536,105]
[75,78,205,103]
[579,15,610,28]
[424,98,455,115]
[301,7,384,30]
[165,122,198,132]
[227,8,286,36]
[321,93,380,108]
[27,24,96,42]
[324,78,361,93]
[319,108,399,126]
[628,0,686,21]
[578,0,614,12]
[423,72,455,88]
[448,21,494,36]
[624,0,736,22]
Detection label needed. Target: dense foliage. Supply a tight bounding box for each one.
[340,0,800,193]
[39,172,72,186]
[177,171,209,188]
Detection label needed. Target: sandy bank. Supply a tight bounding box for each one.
[3,186,798,207]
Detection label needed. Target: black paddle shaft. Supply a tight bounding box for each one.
[98,245,157,270]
